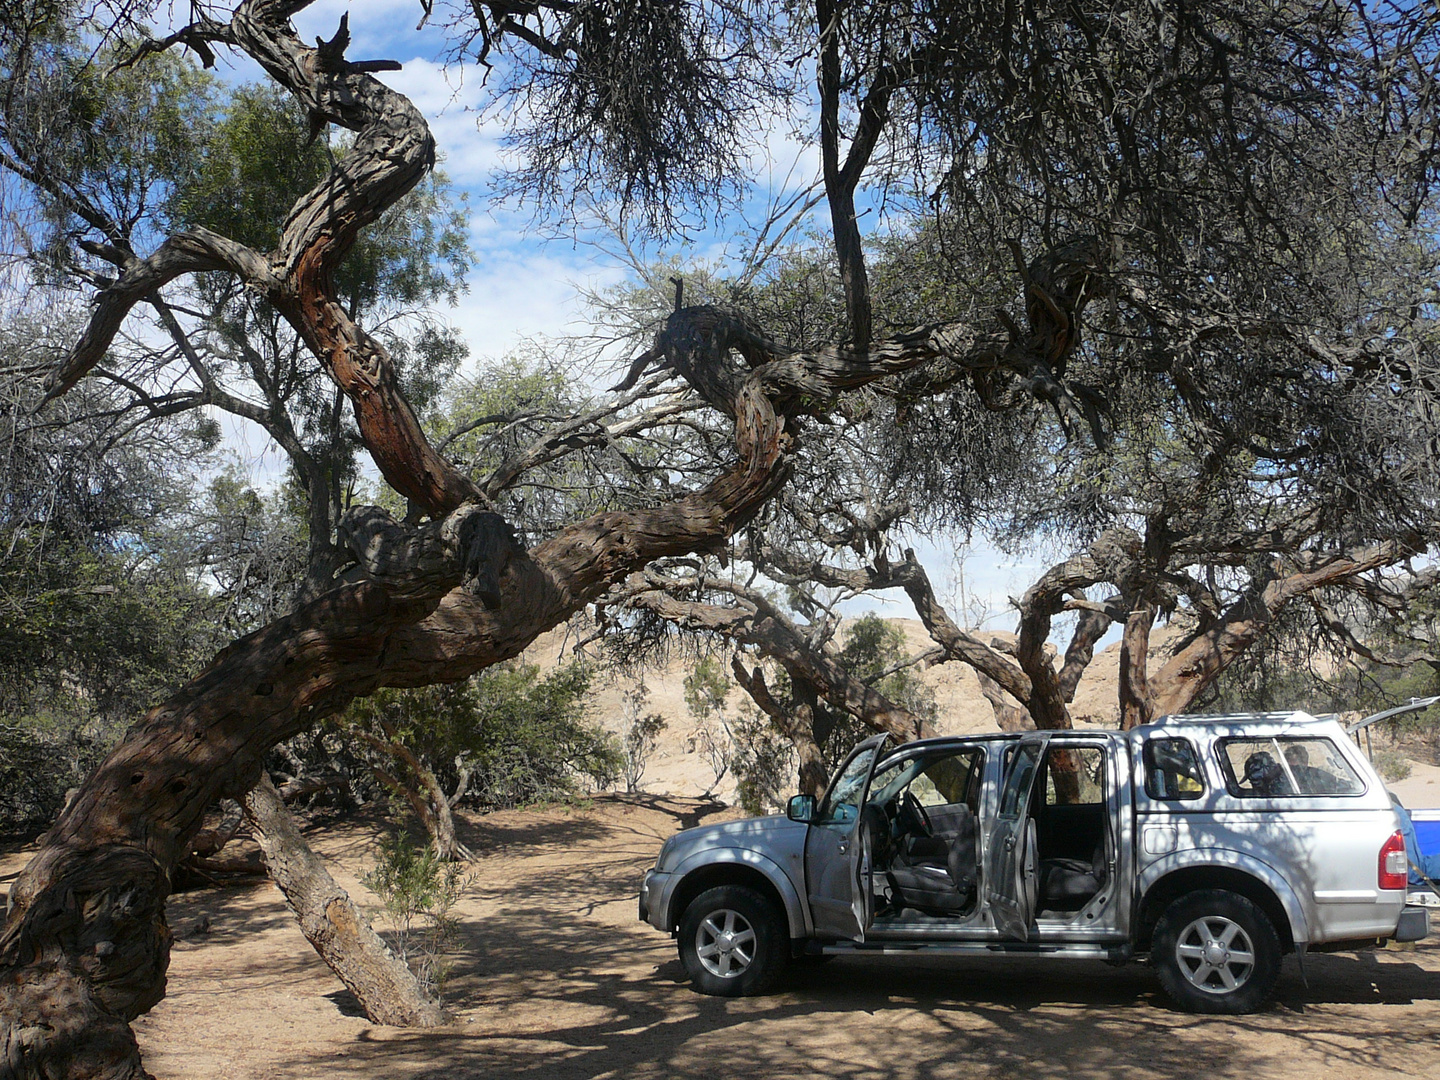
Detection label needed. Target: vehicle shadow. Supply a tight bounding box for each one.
[283,891,1440,1080]
[130,796,1440,1080]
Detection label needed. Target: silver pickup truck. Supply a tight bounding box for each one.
[639,711,1432,1013]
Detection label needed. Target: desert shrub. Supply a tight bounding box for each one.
[729,708,796,816]
[1371,748,1413,783]
[0,714,112,840]
[340,661,622,819]
[463,663,622,807]
[363,831,471,998]
[618,680,668,793]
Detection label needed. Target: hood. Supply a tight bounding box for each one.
[684,814,806,843]
[657,813,808,870]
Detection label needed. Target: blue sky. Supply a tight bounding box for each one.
[161,0,1076,641]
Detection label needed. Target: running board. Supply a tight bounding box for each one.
[819,940,1130,962]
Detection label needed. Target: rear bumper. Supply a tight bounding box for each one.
[1395,905,1432,942]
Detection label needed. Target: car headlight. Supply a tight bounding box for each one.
[655,836,678,872]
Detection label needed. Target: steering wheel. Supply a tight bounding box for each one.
[899,791,934,838]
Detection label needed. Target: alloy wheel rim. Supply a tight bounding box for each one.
[695,908,758,978]
[1174,915,1256,994]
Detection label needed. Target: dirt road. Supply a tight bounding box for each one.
[6,796,1439,1079]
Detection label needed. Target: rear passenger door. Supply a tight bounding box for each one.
[985,734,1049,940]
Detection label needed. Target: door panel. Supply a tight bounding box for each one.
[985,734,1049,940]
[805,734,888,940]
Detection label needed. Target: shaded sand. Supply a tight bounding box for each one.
[7,795,1440,1080]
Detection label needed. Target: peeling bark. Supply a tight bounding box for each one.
[1118,603,1156,730]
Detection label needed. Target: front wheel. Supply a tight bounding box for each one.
[1152,889,1281,1014]
[678,885,788,996]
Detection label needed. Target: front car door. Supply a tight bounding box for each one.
[804,734,888,940]
[985,733,1050,940]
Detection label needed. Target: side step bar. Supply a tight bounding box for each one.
[819,940,1132,962]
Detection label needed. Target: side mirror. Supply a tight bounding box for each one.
[786,794,815,822]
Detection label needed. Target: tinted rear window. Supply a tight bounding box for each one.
[1216,736,1364,797]
[1143,738,1205,800]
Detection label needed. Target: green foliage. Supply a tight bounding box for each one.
[819,614,937,763]
[165,83,326,252]
[363,831,470,998]
[0,718,106,840]
[0,531,215,717]
[682,655,731,722]
[467,663,622,806]
[729,708,795,816]
[1371,749,1413,784]
[0,320,223,839]
[14,44,216,266]
[345,662,622,813]
[0,506,220,838]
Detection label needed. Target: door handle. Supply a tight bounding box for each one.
[837,841,849,854]
[1004,837,1016,851]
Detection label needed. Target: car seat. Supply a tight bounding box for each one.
[1037,834,1107,912]
[886,805,978,915]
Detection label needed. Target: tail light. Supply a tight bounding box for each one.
[1379,831,1408,891]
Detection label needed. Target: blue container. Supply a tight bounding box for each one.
[1412,810,1440,879]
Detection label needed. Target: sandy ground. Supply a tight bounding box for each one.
[6,795,1440,1080]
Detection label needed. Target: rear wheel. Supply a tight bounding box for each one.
[1152,889,1281,1014]
[678,885,788,996]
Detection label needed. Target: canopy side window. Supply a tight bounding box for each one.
[1144,738,1206,801]
[1216,736,1365,798]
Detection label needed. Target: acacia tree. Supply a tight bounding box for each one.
[3,3,1440,1079]
[596,0,1440,770]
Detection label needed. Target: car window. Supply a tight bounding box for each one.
[816,744,880,824]
[1044,746,1104,806]
[869,757,908,800]
[910,749,982,807]
[999,742,1042,818]
[1144,738,1205,800]
[1216,736,1364,797]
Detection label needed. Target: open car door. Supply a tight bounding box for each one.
[804,734,889,940]
[985,733,1050,941]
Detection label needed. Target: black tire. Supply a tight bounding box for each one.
[1152,889,1281,1014]
[678,885,789,996]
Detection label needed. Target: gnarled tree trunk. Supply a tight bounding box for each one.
[0,2,1101,1073]
[242,775,444,1027]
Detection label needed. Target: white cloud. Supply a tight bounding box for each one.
[450,239,628,367]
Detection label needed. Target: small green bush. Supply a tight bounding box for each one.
[0,716,110,840]
[364,831,471,998]
[1372,748,1413,783]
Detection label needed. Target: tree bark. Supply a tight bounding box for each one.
[1118,603,1156,730]
[360,726,470,861]
[242,775,444,1027]
[2,4,1106,1074]
[732,659,828,797]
